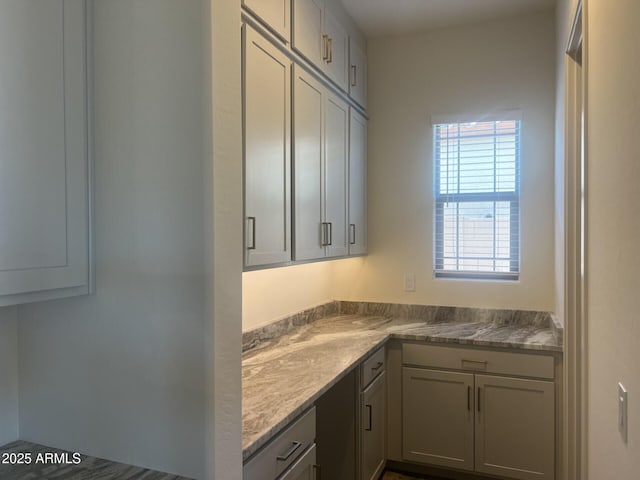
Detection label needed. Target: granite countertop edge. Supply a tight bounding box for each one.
[242,314,562,461]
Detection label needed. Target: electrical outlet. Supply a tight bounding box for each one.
[404,273,416,292]
[618,382,628,442]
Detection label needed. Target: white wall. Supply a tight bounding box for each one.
[243,258,364,331]
[350,11,556,311]
[586,0,640,477]
[16,2,207,477]
[0,306,18,446]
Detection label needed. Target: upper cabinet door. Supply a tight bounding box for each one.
[292,0,324,67]
[293,67,325,262]
[322,9,349,92]
[349,39,367,109]
[0,0,91,306]
[243,0,290,43]
[349,108,367,256]
[243,25,292,268]
[323,92,349,258]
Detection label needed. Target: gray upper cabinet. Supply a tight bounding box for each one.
[349,108,367,255]
[293,67,348,260]
[243,24,292,268]
[349,39,367,109]
[243,0,290,43]
[322,8,349,92]
[0,0,93,306]
[292,0,324,66]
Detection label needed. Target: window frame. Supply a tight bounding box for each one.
[432,114,521,281]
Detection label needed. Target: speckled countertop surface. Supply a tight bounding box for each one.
[242,312,562,461]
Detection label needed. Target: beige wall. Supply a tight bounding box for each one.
[243,258,365,331]
[586,0,640,477]
[350,11,556,311]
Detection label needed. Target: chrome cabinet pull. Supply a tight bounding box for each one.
[322,35,329,61]
[349,223,356,245]
[327,37,333,64]
[326,222,332,246]
[371,361,383,371]
[351,65,357,87]
[276,441,302,461]
[321,223,329,246]
[247,217,256,250]
[365,404,372,431]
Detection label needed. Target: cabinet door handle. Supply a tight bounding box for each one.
[351,65,357,87]
[477,387,481,412]
[322,35,329,61]
[467,386,471,411]
[313,464,321,480]
[321,222,329,246]
[276,441,302,461]
[327,37,333,64]
[365,404,372,431]
[349,223,356,245]
[327,222,332,246]
[371,361,383,371]
[247,217,256,250]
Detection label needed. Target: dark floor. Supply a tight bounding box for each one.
[382,471,447,480]
[0,441,191,480]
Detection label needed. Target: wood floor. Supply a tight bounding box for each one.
[0,441,192,480]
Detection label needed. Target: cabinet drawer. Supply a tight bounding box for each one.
[243,407,316,480]
[361,346,385,389]
[402,344,554,380]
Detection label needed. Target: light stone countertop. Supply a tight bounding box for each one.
[242,313,562,461]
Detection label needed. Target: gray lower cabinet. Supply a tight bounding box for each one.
[361,370,385,480]
[243,407,316,480]
[475,375,555,480]
[280,444,317,480]
[402,368,474,471]
[401,343,556,480]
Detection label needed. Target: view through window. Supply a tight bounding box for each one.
[434,118,520,279]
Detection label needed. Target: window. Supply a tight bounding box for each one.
[433,117,520,280]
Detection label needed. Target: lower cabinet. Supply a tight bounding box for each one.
[474,375,555,480]
[361,370,386,480]
[243,407,316,480]
[401,344,556,480]
[402,368,474,471]
[280,444,317,480]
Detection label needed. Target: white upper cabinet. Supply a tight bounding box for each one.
[243,0,290,42]
[322,8,349,92]
[349,39,367,109]
[0,0,92,306]
[243,25,292,268]
[292,0,324,66]
[349,108,367,255]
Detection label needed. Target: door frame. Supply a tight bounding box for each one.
[563,1,588,479]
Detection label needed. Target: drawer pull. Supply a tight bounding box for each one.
[371,361,383,371]
[277,441,302,461]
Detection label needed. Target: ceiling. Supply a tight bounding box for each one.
[340,0,556,38]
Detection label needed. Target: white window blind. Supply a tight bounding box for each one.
[434,119,520,280]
